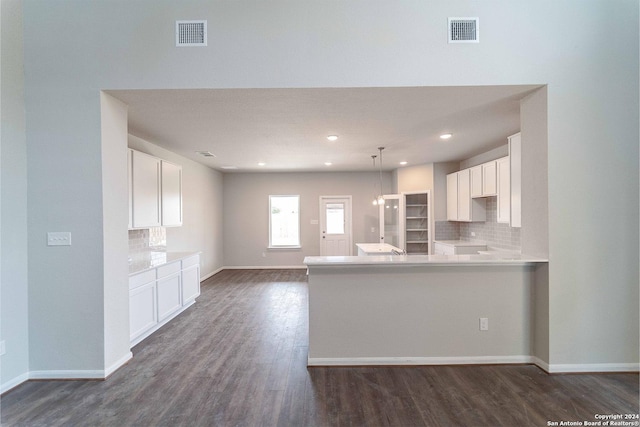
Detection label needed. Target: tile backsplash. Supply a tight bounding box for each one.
[434,221,460,240]
[435,197,521,251]
[128,227,167,253]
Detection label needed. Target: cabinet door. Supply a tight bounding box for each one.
[157,272,182,321]
[497,157,511,223]
[130,282,157,341]
[470,166,483,198]
[161,160,182,227]
[131,150,161,228]
[128,149,133,229]
[509,133,521,228]
[379,194,402,248]
[446,173,458,221]
[457,169,471,221]
[482,161,497,196]
[182,264,200,304]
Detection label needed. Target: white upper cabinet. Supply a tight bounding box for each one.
[482,161,497,196]
[447,170,486,222]
[129,149,183,229]
[509,133,522,228]
[470,165,483,198]
[470,161,497,198]
[131,150,161,228]
[497,156,511,224]
[446,172,459,221]
[161,160,183,227]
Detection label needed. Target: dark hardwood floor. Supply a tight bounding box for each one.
[2,269,638,426]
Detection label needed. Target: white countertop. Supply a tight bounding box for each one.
[356,243,403,254]
[129,251,200,275]
[304,253,547,267]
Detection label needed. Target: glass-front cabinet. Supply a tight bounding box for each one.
[378,191,431,254]
[379,194,402,248]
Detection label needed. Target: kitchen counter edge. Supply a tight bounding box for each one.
[129,251,201,276]
[304,254,548,267]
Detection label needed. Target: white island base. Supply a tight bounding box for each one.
[304,254,548,370]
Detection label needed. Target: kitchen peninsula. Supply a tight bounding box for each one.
[304,254,548,368]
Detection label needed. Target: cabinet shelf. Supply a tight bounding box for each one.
[403,191,431,255]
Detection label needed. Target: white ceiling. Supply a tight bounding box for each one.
[109,85,540,172]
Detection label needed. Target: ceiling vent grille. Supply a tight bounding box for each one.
[448,17,479,43]
[176,20,207,47]
[196,151,216,157]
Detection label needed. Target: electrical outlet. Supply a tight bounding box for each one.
[0,340,6,356]
[479,317,489,331]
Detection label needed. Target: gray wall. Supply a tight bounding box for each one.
[0,0,636,385]
[1,0,29,391]
[128,135,224,278]
[223,172,392,267]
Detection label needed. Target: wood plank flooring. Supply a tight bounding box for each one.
[1,269,638,426]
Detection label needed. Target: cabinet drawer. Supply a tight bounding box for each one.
[182,254,200,269]
[129,269,156,290]
[157,261,181,279]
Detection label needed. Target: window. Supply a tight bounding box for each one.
[269,195,300,248]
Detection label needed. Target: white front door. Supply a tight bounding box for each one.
[320,196,352,256]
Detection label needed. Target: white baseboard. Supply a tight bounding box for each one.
[545,362,640,373]
[308,355,533,367]
[201,267,224,281]
[1,372,30,395]
[104,351,133,378]
[223,265,307,270]
[29,369,106,380]
[531,356,550,372]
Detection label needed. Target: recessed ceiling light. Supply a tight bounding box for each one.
[440,133,453,140]
[258,162,266,166]
[400,161,408,166]
[324,162,332,166]
[327,135,338,142]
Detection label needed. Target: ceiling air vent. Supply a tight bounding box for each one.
[196,151,216,157]
[448,17,479,43]
[176,20,207,47]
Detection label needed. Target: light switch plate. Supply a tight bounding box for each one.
[47,232,72,246]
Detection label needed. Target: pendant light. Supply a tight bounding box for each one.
[372,147,385,206]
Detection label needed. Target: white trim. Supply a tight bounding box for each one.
[308,355,533,367]
[545,362,640,373]
[29,369,106,380]
[1,372,30,395]
[201,266,223,281]
[531,356,550,372]
[104,351,133,378]
[307,356,640,373]
[223,265,307,270]
[269,195,301,248]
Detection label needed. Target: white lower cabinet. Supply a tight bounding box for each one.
[181,256,201,303]
[129,281,157,341]
[129,253,200,347]
[157,272,182,322]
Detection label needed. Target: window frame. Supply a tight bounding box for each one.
[268,195,301,249]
